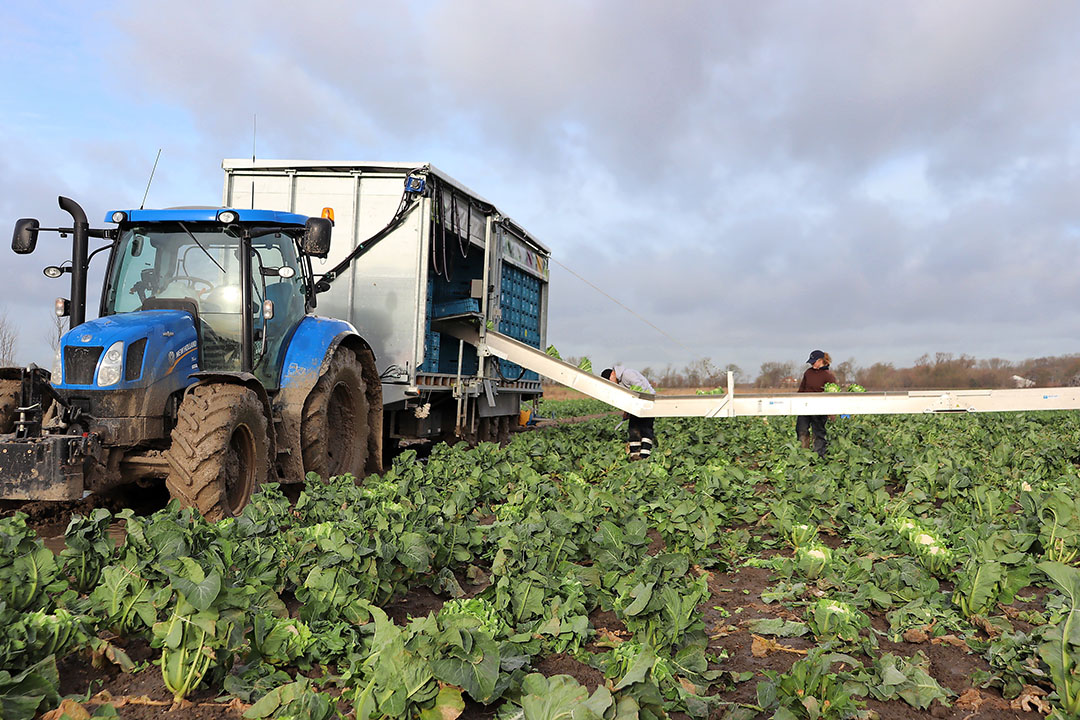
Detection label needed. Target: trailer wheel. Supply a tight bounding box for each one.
[302,348,370,480]
[165,384,269,520]
[0,379,18,434]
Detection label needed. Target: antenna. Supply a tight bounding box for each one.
[251,114,257,209]
[140,149,162,209]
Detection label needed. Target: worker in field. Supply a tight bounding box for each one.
[601,366,656,460]
[797,350,837,458]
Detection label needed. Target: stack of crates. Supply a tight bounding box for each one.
[431,277,480,318]
[498,265,541,381]
[420,263,542,380]
[420,276,440,373]
[431,273,480,375]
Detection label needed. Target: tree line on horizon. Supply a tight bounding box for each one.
[557,353,1080,391]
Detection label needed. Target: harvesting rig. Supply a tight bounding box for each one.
[0,163,549,515]
[4,160,1080,517]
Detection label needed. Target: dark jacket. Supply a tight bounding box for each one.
[798,367,838,393]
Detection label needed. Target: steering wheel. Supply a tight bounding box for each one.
[170,275,213,298]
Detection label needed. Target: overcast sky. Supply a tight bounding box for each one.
[1,1,1078,380]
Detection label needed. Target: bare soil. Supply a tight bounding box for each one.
[699,564,1042,720]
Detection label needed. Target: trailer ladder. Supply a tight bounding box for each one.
[436,321,1080,418]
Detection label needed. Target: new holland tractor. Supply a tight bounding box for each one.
[0,194,395,518]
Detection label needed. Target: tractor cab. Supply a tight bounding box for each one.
[100,209,326,387]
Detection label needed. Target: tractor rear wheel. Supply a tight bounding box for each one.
[165,384,270,520]
[0,379,18,434]
[302,347,371,480]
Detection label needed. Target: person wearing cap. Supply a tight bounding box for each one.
[600,366,655,460]
[797,350,837,457]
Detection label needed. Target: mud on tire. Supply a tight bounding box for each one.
[0,379,18,434]
[164,384,270,520]
[302,347,375,480]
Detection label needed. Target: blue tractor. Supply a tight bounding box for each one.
[1,196,385,518]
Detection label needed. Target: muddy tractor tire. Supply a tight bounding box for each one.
[165,384,270,520]
[302,347,373,480]
[0,379,18,434]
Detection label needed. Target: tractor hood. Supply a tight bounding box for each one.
[56,310,200,390]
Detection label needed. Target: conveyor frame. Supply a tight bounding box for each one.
[438,322,1080,418]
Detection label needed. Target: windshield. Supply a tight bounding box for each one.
[105,223,306,381]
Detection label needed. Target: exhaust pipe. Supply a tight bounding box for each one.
[58,196,89,328]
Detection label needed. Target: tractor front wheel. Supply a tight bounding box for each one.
[165,384,270,520]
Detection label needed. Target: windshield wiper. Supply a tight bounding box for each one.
[177,221,226,274]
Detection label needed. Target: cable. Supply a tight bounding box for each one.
[463,195,472,258]
[494,356,526,382]
[452,189,469,258]
[430,194,443,279]
[431,179,454,282]
[550,256,695,354]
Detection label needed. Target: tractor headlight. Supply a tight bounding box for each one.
[97,341,124,386]
[52,346,63,384]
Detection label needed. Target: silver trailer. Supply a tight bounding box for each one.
[222,160,548,444]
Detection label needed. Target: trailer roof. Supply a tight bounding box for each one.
[222,159,550,254]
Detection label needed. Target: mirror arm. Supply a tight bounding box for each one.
[86,242,116,265]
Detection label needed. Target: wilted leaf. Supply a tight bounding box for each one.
[419,685,465,720]
[930,634,968,649]
[902,627,929,643]
[1009,685,1050,714]
[41,698,90,720]
[751,634,807,657]
[678,677,699,694]
[954,688,984,710]
[969,614,1003,638]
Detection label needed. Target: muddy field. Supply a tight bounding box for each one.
[3,409,1070,720]
[21,526,1045,720]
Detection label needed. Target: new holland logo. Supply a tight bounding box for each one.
[80,334,92,343]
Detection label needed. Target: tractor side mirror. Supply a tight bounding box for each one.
[12,218,40,254]
[300,218,332,258]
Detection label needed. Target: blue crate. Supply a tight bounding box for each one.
[420,330,441,373]
[433,298,480,317]
[437,338,479,375]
